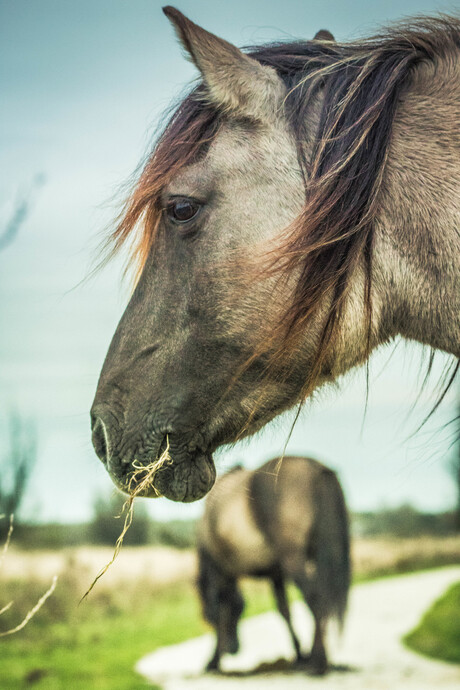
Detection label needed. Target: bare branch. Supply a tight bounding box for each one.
[0,576,58,637]
[0,514,14,569]
[0,174,45,252]
[0,514,58,637]
[0,602,13,617]
[0,414,37,523]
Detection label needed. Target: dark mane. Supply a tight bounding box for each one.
[109,15,460,393]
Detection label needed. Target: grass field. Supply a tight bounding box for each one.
[1,575,206,690]
[0,573,280,689]
[404,580,460,664]
[1,536,459,688]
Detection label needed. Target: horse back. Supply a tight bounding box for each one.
[249,456,343,555]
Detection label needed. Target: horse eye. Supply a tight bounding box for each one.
[166,198,201,224]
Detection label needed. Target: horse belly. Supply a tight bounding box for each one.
[217,492,275,575]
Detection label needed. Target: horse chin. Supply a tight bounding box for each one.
[108,447,217,503]
[150,451,216,502]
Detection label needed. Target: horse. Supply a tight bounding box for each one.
[91,7,460,502]
[196,456,350,674]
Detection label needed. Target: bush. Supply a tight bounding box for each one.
[9,522,89,549]
[352,506,456,538]
[149,519,197,549]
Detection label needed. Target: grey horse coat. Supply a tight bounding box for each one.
[197,456,350,673]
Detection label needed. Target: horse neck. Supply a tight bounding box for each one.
[373,51,460,357]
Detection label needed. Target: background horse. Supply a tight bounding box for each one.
[197,456,350,674]
[91,8,460,502]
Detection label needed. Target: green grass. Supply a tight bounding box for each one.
[0,578,207,690]
[1,545,458,689]
[404,580,460,664]
[1,568,441,690]
[0,573,285,690]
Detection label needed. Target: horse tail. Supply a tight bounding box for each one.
[314,468,351,630]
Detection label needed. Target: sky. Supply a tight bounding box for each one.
[0,0,458,524]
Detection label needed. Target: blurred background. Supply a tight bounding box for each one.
[0,1,459,688]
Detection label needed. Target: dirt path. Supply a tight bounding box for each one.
[136,566,460,690]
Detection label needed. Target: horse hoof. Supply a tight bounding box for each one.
[307,662,328,676]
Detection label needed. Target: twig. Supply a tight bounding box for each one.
[0,513,58,637]
[0,515,14,569]
[0,576,58,637]
[0,602,13,616]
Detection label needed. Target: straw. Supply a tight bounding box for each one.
[81,438,172,601]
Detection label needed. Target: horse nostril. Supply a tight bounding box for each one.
[92,417,110,465]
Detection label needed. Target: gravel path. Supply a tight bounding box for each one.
[136,567,460,690]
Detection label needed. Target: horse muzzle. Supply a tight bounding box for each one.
[150,449,216,502]
[91,406,216,502]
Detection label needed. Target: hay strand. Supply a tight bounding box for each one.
[81,438,172,601]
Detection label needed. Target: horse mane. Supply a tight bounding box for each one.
[107,15,460,396]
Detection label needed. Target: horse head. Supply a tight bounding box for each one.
[92,8,460,501]
[91,8,311,501]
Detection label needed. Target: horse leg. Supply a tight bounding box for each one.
[206,643,221,672]
[206,604,227,672]
[271,571,302,661]
[309,612,327,675]
[297,579,328,674]
[206,594,240,672]
[280,552,328,675]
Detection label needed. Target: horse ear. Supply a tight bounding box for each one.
[314,29,335,41]
[163,6,285,123]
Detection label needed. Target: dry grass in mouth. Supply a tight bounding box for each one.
[81,438,172,601]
